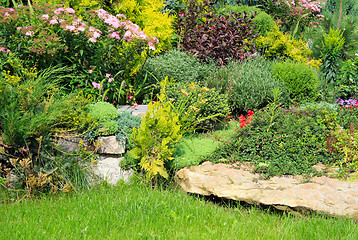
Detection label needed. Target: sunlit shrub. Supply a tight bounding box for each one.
[272,61,319,101]
[256,25,321,69]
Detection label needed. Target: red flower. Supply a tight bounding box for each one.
[133,102,138,108]
[239,115,246,128]
[179,12,184,17]
[227,115,231,120]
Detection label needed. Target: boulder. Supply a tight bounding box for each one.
[93,156,133,185]
[97,136,125,155]
[175,161,358,220]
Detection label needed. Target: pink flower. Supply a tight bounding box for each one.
[179,12,184,17]
[9,8,14,12]
[40,14,49,20]
[108,78,114,83]
[4,12,9,17]
[106,73,111,78]
[108,32,121,39]
[92,82,101,89]
[89,37,97,43]
[133,102,138,108]
[78,26,86,32]
[123,31,131,41]
[116,14,126,19]
[65,25,76,31]
[50,19,59,24]
[89,26,97,32]
[93,31,101,38]
[25,31,34,36]
[54,8,64,15]
[89,70,93,74]
[148,42,155,51]
[65,8,75,14]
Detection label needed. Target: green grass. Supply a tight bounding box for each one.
[1,182,357,239]
[172,121,239,169]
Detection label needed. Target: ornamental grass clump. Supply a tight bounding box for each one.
[0,65,97,196]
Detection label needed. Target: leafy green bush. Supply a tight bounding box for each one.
[115,110,141,140]
[166,82,230,131]
[336,55,358,99]
[141,50,217,85]
[327,125,358,172]
[207,57,288,113]
[206,108,337,178]
[272,61,319,101]
[297,101,339,112]
[320,28,345,85]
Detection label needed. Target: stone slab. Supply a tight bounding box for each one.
[175,161,358,220]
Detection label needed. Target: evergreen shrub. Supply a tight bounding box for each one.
[141,50,217,85]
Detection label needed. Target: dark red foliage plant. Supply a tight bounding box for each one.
[176,0,258,65]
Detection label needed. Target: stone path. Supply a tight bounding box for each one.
[175,161,358,220]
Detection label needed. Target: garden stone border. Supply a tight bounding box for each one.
[175,161,358,220]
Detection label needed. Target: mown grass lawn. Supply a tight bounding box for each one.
[1,182,357,240]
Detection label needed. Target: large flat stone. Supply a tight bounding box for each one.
[175,161,358,220]
[93,156,133,185]
[97,136,125,155]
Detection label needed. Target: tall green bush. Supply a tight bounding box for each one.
[129,83,182,183]
[272,61,319,101]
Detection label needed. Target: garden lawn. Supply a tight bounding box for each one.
[1,183,358,240]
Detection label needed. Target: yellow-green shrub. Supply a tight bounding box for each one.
[256,25,321,69]
[111,0,174,53]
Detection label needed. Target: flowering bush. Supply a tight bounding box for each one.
[106,0,174,53]
[262,0,324,36]
[0,3,158,104]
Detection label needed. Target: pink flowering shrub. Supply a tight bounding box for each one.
[0,3,158,104]
[262,0,324,35]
